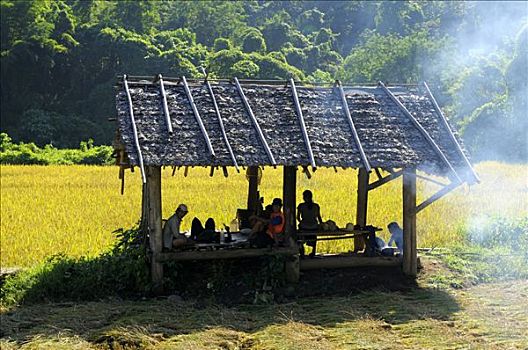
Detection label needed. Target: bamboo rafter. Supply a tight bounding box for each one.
[422,81,480,184]
[201,67,239,171]
[234,77,276,165]
[290,78,316,168]
[379,81,462,184]
[336,81,371,172]
[181,76,215,157]
[123,74,146,184]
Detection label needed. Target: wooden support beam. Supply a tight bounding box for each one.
[290,78,316,168]
[247,166,259,212]
[355,168,369,252]
[201,67,239,171]
[302,166,312,179]
[147,166,164,292]
[234,77,276,165]
[336,81,371,172]
[140,182,148,236]
[283,166,297,241]
[300,255,400,270]
[422,82,479,184]
[403,168,417,277]
[181,76,215,157]
[123,75,146,184]
[415,173,448,187]
[375,168,383,181]
[157,74,173,134]
[379,81,462,184]
[155,246,298,262]
[416,181,461,214]
[368,170,403,191]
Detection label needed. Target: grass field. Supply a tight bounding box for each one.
[1,257,527,349]
[1,162,527,267]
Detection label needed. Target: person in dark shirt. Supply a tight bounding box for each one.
[297,190,322,257]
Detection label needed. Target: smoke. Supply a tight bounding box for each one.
[425,1,528,162]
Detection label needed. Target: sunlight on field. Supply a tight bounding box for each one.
[1,162,527,267]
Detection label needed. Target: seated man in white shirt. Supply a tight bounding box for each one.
[387,222,404,254]
[163,203,189,250]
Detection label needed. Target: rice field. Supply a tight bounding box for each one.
[1,162,527,267]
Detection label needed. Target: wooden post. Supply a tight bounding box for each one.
[247,166,259,212]
[140,182,148,243]
[403,167,417,276]
[283,166,299,283]
[147,166,164,293]
[355,168,369,252]
[282,166,297,239]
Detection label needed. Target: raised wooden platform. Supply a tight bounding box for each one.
[300,255,400,270]
[154,246,298,262]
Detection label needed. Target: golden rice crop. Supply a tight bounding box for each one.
[1,162,526,267]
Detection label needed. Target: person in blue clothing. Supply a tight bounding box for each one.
[387,222,404,253]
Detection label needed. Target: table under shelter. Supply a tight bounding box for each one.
[113,75,479,292]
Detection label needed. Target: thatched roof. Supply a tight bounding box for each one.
[115,76,478,184]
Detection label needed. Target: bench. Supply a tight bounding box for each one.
[296,227,382,243]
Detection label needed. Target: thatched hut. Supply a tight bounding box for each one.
[114,75,478,291]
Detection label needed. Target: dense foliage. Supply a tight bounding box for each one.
[1,1,526,160]
[0,132,114,164]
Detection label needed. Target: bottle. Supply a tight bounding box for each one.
[220,229,225,243]
[226,226,232,243]
[229,218,239,233]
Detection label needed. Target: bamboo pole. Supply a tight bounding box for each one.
[290,78,316,168]
[123,75,146,184]
[181,76,215,157]
[201,67,239,171]
[336,81,371,172]
[422,82,480,184]
[158,74,173,134]
[379,81,462,184]
[234,77,276,165]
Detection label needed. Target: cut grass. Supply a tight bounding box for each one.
[1,259,527,349]
[1,162,526,267]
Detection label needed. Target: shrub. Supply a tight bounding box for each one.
[0,133,114,165]
[466,216,528,252]
[1,227,149,306]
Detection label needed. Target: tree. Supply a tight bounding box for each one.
[241,28,267,53]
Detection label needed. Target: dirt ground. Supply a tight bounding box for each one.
[1,256,527,349]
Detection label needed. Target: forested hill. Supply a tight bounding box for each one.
[1,1,526,161]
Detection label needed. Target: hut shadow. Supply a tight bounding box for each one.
[1,266,460,346]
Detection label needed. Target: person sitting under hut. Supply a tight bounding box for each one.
[297,190,323,257]
[163,203,189,250]
[190,217,217,243]
[387,221,404,254]
[249,198,284,247]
